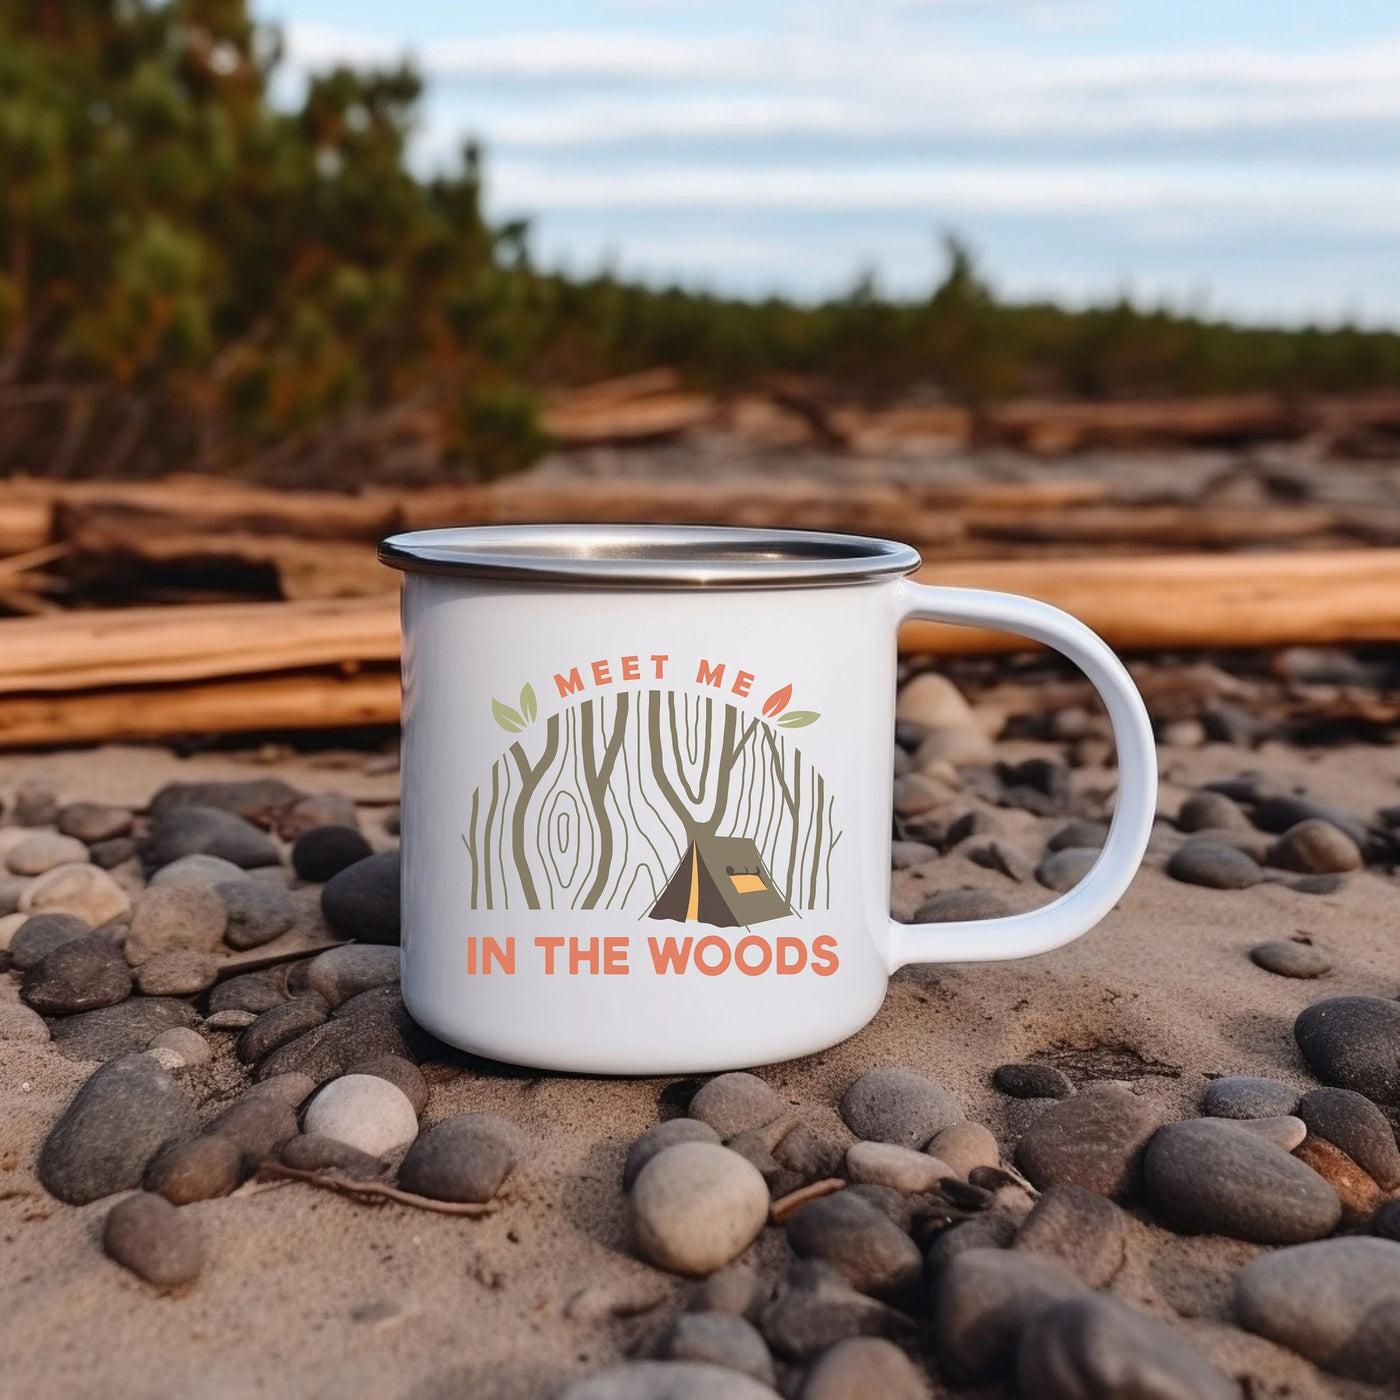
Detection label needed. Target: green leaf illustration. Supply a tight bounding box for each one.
[776,710,820,728]
[492,698,526,732]
[519,682,537,723]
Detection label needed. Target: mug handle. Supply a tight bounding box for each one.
[888,581,1158,971]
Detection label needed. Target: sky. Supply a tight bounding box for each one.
[256,0,1400,325]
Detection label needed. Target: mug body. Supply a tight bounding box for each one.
[392,537,907,1073]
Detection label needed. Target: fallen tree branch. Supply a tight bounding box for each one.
[770,1177,846,1224]
[255,1162,502,1217]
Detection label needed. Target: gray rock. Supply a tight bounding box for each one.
[124,884,228,965]
[102,1191,203,1291]
[217,879,298,950]
[993,1062,1074,1100]
[845,1142,947,1195]
[1165,841,1263,889]
[347,1054,428,1116]
[1177,791,1251,833]
[1296,1087,1400,1190]
[135,949,219,996]
[786,1189,922,1299]
[840,1068,961,1150]
[1014,1087,1159,1200]
[559,1362,781,1400]
[291,825,374,883]
[398,1112,519,1204]
[689,1264,763,1318]
[800,1337,930,1400]
[630,1141,768,1276]
[58,803,134,844]
[144,1134,243,1203]
[1202,1076,1299,1119]
[48,996,197,1062]
[1144,1117,1341,1243]
[10,777,58,826]
[1014,1185,1127,1288]
[39,1053,198,1203]
[1266,819,1363,874]
[237,996,329,1064]
[1234,1116,1308,1152]
[911,888,1013,923]
[8,912,91,970]
[149,853,246,892]
[651,1312,775,1386]
[625,1119,723,1192]
[689,1073,786,1138]
[773,1122,843,1183]
[7,831,89,876]
[89,837,139,870]
[141,805,280,872]
[943,810,999,848]
[997,757,1072,816]
[206,1096,299,1167]
[0,874,27,917]
[925,1211,1025,1285]
[148,1026,212,1067]
[279,1133,385,1179]
[759,1261,916,1363]
[276,792,360,841]
[148,777,303,828]
[253,984,419,1084]
[303,1074,419,1157]
[1046,820,1108,852]
[202,1009,257,1030]
[1035,848,1098,893]
[1290,873,1349,895]
[1019,1294,1239,1400]
[966,841,1036,883]
[319,850,400,944]
[0,1002,50,1042]
[1295,994,1400,1104]
[1235,1236,1400,1383]
[1250,939,1330,978]
[926,1122,1000,1179]
[1251,795,1370,848]
[207,966,290,1015]
[303,944,400,1008]
[241,1072,316,1109]
[21,935,132,1014]
[18,862,130,927]
[890,841,936,870]
[933,1247,1086,1384]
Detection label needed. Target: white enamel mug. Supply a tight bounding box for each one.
[379,525,1157,1074]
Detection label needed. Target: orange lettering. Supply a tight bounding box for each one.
[591,659,612,686]
[694,935,731,975]
[554,668,584,697]
[483,937,514,974]
[604,937,629,974]
[776,937,807,974]
[735,935,772,976]
[651,654,668,678]
[621,655,641,680]
[811,935,839,976]
[535,936,565,974]
[732,670,754,697]
[467,937,477,975]
[648,936,692,973]
[696,659,725,688]
[570,937,599,975]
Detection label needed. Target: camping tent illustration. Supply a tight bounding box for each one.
[649,835,791,927]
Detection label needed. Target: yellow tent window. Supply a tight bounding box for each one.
[729,872,766,894]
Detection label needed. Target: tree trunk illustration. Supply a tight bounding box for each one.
[509,715,559,908]
[580,693,630,908]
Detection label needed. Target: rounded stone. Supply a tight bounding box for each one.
[303,1074,419,1157]
[291,824,374,883]
[626,1120,723,1192]
[149,854,246,892]
[1018,1294,1238,1400]
[8,912,91,970]
[785,1189,923,1298]
[1046,821,1108,853]
[631,1142,770,1276]
[242,1072,317,1109]
[1234,1115,1308,1152]
[1014,1185,1127,1288]
[993,1062,1074,1100]
[38,1053,198,1204]
[911,889,1014,923]
[124,884,228,966]
[1250,939,1330,978]
[6,832,89,876]
[58,802,134,844]
[896,673,975,731]
[208,967,290,1015]
[102,1192,203,1291]
[914,725,994,769]
[304,944,400,1008]
[846,1142,949,1195]
[276,792,360,841]
[144,1134,243,1203]
[148,1026,212,1067]
[149,777,303,827]
[1177,791,1251,833]
[926,1122,1000,1179]
[758,1260,915,1363]
[1014,1087,1158,1200]
[141,804,280,871]
[236,996,330,1065]
[1266,819,1363,875]
[1143,1117,1341,1244]
[560,1362,781,1400]
[216,879,298,950]
[0,1002,50,1042]
[1294,995,1400,1104]
[690,1073,786,1138]
[279,1132,385,1178]
[1294,1136,1384,1226]
[136,950,219,996]
[651,1312,775,1386]
[0,875,27,917]
[89,837,139,870]
[48,997,197,1062]
[10,778,58,827]
[840,1068,962,1150]
[1165,841,1263,889]
[801,1337,931,1400]
[1234,1236,1400,1384]
[206,1096,299,1166]
[320,850,400,943]
[1296,1086,1400,1189]
[347,1054,428,1116]
[1202,1076,1299,1119]
[1035,848,1097,894]
[397,1112,519,1203]
[21,935,132,1014]
[18,862,129,927]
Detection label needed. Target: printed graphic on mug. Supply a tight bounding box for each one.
[461,652,842,928]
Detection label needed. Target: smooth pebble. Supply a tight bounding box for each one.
[785,1189,922,1298]
[625,1119,722,1192]
[144,1135,243,1203]
[1165,841,1263,889]
[1202,1076,1299,1119]
[689,1073,786,1138]
[1250,939,1330,978]
[1014,1087,1158,1200]
[800,1337,931,1400]
[1296,1086,1400,1189]
[650,1312,775,1386]
[1294,995,1400,1104]
[102,1192,204,1291]
[136,949,219,996]
[22,935,132,1014]
[18,862,130,927]
[840,1068,962,1150]
[397,1112,519,1203]
[303,1074,419,1157]
[217,879,298,950]
[6,832,89,876]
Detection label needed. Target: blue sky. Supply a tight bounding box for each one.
[257,1,1400,324]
